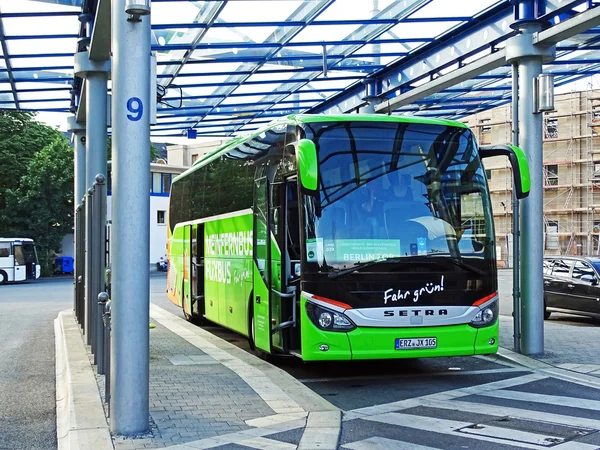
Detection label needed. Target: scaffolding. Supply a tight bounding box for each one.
[464,87,600,258]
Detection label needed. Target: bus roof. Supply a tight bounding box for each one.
[175,114,468,183]
[0,238,34,242]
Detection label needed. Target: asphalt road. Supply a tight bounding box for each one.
[0,276,72,450]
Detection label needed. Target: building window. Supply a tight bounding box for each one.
[157,210,166,225]
[593,220,600,234]
[594,162,600,179]
[544,118,558,139]
[485,169,492,180]
[482,125,492,133]
[545,164,559,186]
[162,173,172,193]
[191,154,198,164]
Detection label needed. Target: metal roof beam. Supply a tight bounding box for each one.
[310,1,515,114]
[28,0,82,6]
[374,2,600,113]
[0,9,19,108]
[88,0,111,61]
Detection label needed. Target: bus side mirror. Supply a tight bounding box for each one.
[479,144,530,199]
[296,139,318,192]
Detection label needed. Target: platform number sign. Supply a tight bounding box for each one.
[127,97,143,121]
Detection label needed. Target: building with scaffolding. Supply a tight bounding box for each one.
[463,88,600,266]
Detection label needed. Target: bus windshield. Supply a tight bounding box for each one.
[301,121,494,271]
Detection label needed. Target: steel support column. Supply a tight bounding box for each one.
[67,116,86,320]
[506,10,554,355]
[511,63,522,353]
[518,53,544,355]
[110,0,151,435]
[74,52,109,348]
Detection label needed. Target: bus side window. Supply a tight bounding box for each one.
[0,243,10,257]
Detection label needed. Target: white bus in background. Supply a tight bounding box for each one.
[0,238,41,284]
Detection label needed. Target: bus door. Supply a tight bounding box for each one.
[252,165,273,352]
[12,243,27,282]
[191,224,205,319]
[182,225,192,315]
[271,178,301,353]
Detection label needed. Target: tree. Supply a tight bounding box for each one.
[3,136,74,275]
[0,111,65,218]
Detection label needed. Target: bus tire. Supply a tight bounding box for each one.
[248,295,256,351]
[0,270,6,285]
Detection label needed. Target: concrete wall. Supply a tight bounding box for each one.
[167,140,225,167]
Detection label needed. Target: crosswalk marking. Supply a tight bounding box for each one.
[480,389,600,412]
[361,412,600,449]
[419,398,600,430]
[344,373,548,420]
[342,436,440,450]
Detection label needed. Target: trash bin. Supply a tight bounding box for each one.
[55,256,74,274]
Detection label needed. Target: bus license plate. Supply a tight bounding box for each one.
[395,337,437,350]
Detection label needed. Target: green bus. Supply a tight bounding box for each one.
[166,114,529,361]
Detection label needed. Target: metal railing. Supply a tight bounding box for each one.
[73,173,112,403]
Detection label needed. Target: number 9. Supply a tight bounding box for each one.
[127,97,143,121]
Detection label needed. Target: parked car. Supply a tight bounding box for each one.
[543,255,600,320]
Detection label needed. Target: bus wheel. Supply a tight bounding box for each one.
[0,271,6,285]
[248,301,256,351]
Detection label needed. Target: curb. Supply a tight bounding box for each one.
[491,346,600,389]
[55,310,113,450]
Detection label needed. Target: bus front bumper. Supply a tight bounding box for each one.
[300,320,499,361]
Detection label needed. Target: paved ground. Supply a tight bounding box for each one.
[497,269,600,371]
[3,270,600,450]
[0,277,72,450]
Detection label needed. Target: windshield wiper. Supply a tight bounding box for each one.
[328,257,402,279]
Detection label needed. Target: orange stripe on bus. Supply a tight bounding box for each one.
[472,292,497,307]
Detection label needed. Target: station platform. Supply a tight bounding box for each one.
[55,302,600,450]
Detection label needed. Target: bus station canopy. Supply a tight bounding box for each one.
[2,0,600,138]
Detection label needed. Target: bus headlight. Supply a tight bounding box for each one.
[469,300,498,328]
[306,302,355,332]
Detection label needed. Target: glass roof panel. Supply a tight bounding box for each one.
[200,26,282,45]
[218,1,306,23]
[190,47,277,60]
[410,0,501,18]
[16,81,72,91]
[11,56,74,69]
[7,38,77,55]
[385,21,463,39]
[290,25,362,44]
[317,0,390,21]
[178,62,245,75]
[5,0,600,138]
[3,16,77,36]
[18,90,71,101]
[151,1,209,25]
[0,0,77,14]
[21,100,71,110]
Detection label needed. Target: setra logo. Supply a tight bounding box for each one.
[383,309,448,317]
